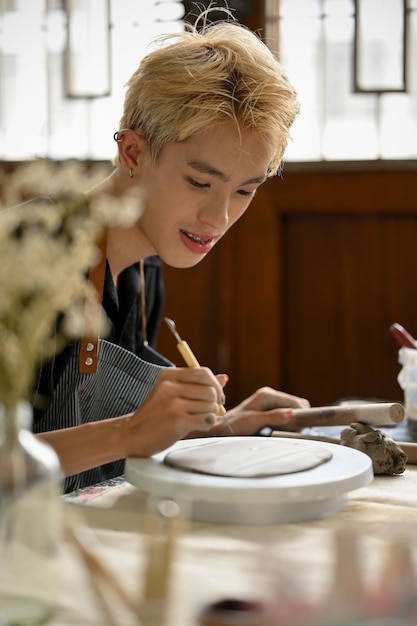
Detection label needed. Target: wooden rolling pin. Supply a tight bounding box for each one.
[290,402,404,427]
[271,429,417,465]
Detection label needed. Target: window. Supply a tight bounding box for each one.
[0,0,184,160]
[1,0,415,162]
[268,0,417,161]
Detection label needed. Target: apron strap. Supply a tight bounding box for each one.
[79,231,107,374]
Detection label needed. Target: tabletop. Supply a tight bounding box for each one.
[47,457,417,626]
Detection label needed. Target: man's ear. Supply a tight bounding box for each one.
[117,129,147,174]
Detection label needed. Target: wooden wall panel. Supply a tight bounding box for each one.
[272,169,417,406]
[158,167,417,410]
[281,214,417,405]
[157,182,283,409]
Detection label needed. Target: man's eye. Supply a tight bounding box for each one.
[188,177,208,189]
[238,189,255,197]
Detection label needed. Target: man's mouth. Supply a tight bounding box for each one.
[181,230,213,245]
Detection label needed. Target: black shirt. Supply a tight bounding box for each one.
[33,255,167,426]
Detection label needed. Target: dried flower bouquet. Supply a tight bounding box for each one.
[0,159,142,410]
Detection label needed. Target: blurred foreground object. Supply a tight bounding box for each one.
[0,159,142,624]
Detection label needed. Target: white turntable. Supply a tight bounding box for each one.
[125,437,373,525]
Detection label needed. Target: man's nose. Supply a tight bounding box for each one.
[198,196,229,230]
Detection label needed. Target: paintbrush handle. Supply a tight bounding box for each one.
[291,402,404,427]
[63,518,138,615]
[389,323,417,349]
[176,341,227,417]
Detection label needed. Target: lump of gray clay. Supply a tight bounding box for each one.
[340,422,407,475]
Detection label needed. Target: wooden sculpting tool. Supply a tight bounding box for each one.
[164,317,229,421]
[289,402,404,428]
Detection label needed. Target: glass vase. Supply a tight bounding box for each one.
[0,401,62,625]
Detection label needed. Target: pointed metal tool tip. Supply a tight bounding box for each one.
[164,317,182,342]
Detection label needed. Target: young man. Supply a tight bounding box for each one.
[34,16,309,492]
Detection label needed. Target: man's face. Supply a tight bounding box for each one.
[135,121,273,268]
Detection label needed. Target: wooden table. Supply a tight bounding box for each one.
[48,463,417,625]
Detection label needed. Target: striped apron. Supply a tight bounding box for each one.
[34,340,165,493]
[33,233,169,493]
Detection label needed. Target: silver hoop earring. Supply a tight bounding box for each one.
[129,168,134,178]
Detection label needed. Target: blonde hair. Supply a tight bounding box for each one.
[117,18,299,176]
